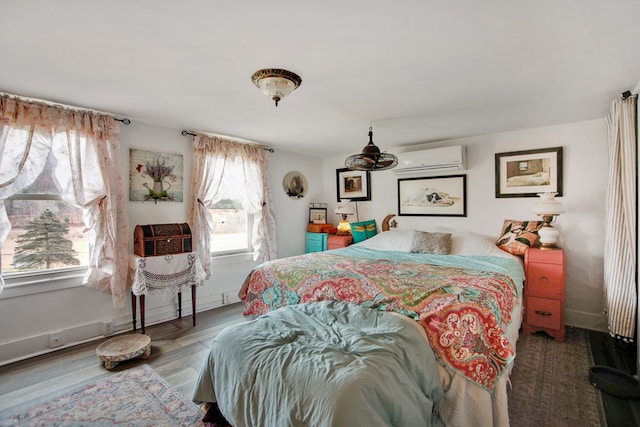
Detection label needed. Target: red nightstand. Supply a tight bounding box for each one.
[523,248,566,342]
[328,234,353,249]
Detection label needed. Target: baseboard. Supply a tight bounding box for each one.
[565,308,609,333]
[0,291,234,366]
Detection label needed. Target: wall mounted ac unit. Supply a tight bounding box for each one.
[393,145,466,176]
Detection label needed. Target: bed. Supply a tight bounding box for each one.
[193,228,525,426]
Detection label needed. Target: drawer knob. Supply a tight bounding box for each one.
[540,276,548,282]
[534,310,552,317]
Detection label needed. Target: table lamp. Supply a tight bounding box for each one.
[335,199,356,235]
[532,192,565,249]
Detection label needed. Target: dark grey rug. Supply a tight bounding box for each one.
[508,327,604,426]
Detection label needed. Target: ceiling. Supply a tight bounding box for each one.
[2,1,640,157]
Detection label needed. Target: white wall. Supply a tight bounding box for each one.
[0,117,611,365]
[322,118,608,331]
[0,121,321,365]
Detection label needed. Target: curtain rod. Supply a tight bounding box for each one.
[181,130,275,152]
[114,117,131,125]
[621,90,638,100]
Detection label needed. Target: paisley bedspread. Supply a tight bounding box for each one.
[239,248,522,390]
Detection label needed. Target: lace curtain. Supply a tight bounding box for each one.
[604,94,637,341]
[0,95,130,307]
[187,134,277,277]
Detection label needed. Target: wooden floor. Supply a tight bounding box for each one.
[2,305,635,426]
[0,303,246,413]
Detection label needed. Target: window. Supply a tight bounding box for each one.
[209,199,253,255]
[0,95,129,306]
[191,133,277,276]
[1,153,89,276]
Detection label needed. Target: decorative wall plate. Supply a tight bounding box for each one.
[283,171,308,199]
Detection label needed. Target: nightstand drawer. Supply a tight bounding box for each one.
[527,263,564,296]
[526,296,562,330]
[306,233,327,243]
[306,232,328,253]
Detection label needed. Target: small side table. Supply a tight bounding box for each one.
[328,234,353,249]
[306,232,328,253]
[523,247,566,342]
[129,252,206,334]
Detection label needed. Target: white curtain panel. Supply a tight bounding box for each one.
[188,134,277,277]
[0,95,130,307]
[604,95,637,341]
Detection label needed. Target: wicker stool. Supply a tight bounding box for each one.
[96,334,151,369]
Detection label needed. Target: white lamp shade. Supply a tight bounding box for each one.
[335,199,356,215]
[532,192,565,216]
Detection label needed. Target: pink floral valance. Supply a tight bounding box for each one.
[0,94,119,137]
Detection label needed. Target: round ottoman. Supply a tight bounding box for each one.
[96,334,151,369]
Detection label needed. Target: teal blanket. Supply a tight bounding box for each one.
[193,301,444,427]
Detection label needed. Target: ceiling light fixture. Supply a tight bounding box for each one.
[345,126,398,171]
[251,68,302,107]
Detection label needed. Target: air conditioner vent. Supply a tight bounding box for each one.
[393,145,466,176]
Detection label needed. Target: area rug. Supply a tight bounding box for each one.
[0,365,203,426]
[508,327,604,426]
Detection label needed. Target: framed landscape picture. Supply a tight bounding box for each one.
[308,207,327,223]
[336,168,371,201]
[397,175,467,217]
[495,147,563,198]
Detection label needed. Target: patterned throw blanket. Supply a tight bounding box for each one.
[239,252,519,391]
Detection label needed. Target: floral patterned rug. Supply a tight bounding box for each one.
[0,365,203,426]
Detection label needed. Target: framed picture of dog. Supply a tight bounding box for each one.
[397,175,467,217]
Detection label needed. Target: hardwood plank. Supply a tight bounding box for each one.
[0,303,246,412]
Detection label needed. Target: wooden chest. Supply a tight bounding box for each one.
[133,223,193,257]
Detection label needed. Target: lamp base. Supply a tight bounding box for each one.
[538,224,560,249]
[539,243,560,250]
[336,220,351,236]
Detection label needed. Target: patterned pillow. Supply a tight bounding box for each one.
[410,230,452,255]
[496,220,543,255]
[351,220,377,243]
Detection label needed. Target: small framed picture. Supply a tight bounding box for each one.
[495,147,563,198]
[398,175,467,217]
[336,168,371,201]
[309,207,327,223]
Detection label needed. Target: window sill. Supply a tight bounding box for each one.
[0,268,87,300]
[210,251,254,264]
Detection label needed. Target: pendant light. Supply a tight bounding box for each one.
[344,127,398,171]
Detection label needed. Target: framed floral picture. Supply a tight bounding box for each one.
[397,175,467,217]
[336,168,371,201]
[129,149,183,203]
[495,147,563,198]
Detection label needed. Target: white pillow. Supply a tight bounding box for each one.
[353,229,413,251]
[355,227,517,258]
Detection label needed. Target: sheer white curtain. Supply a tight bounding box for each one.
[0,95,130,307]
[604,94,637,341]
[188,134,277,277]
